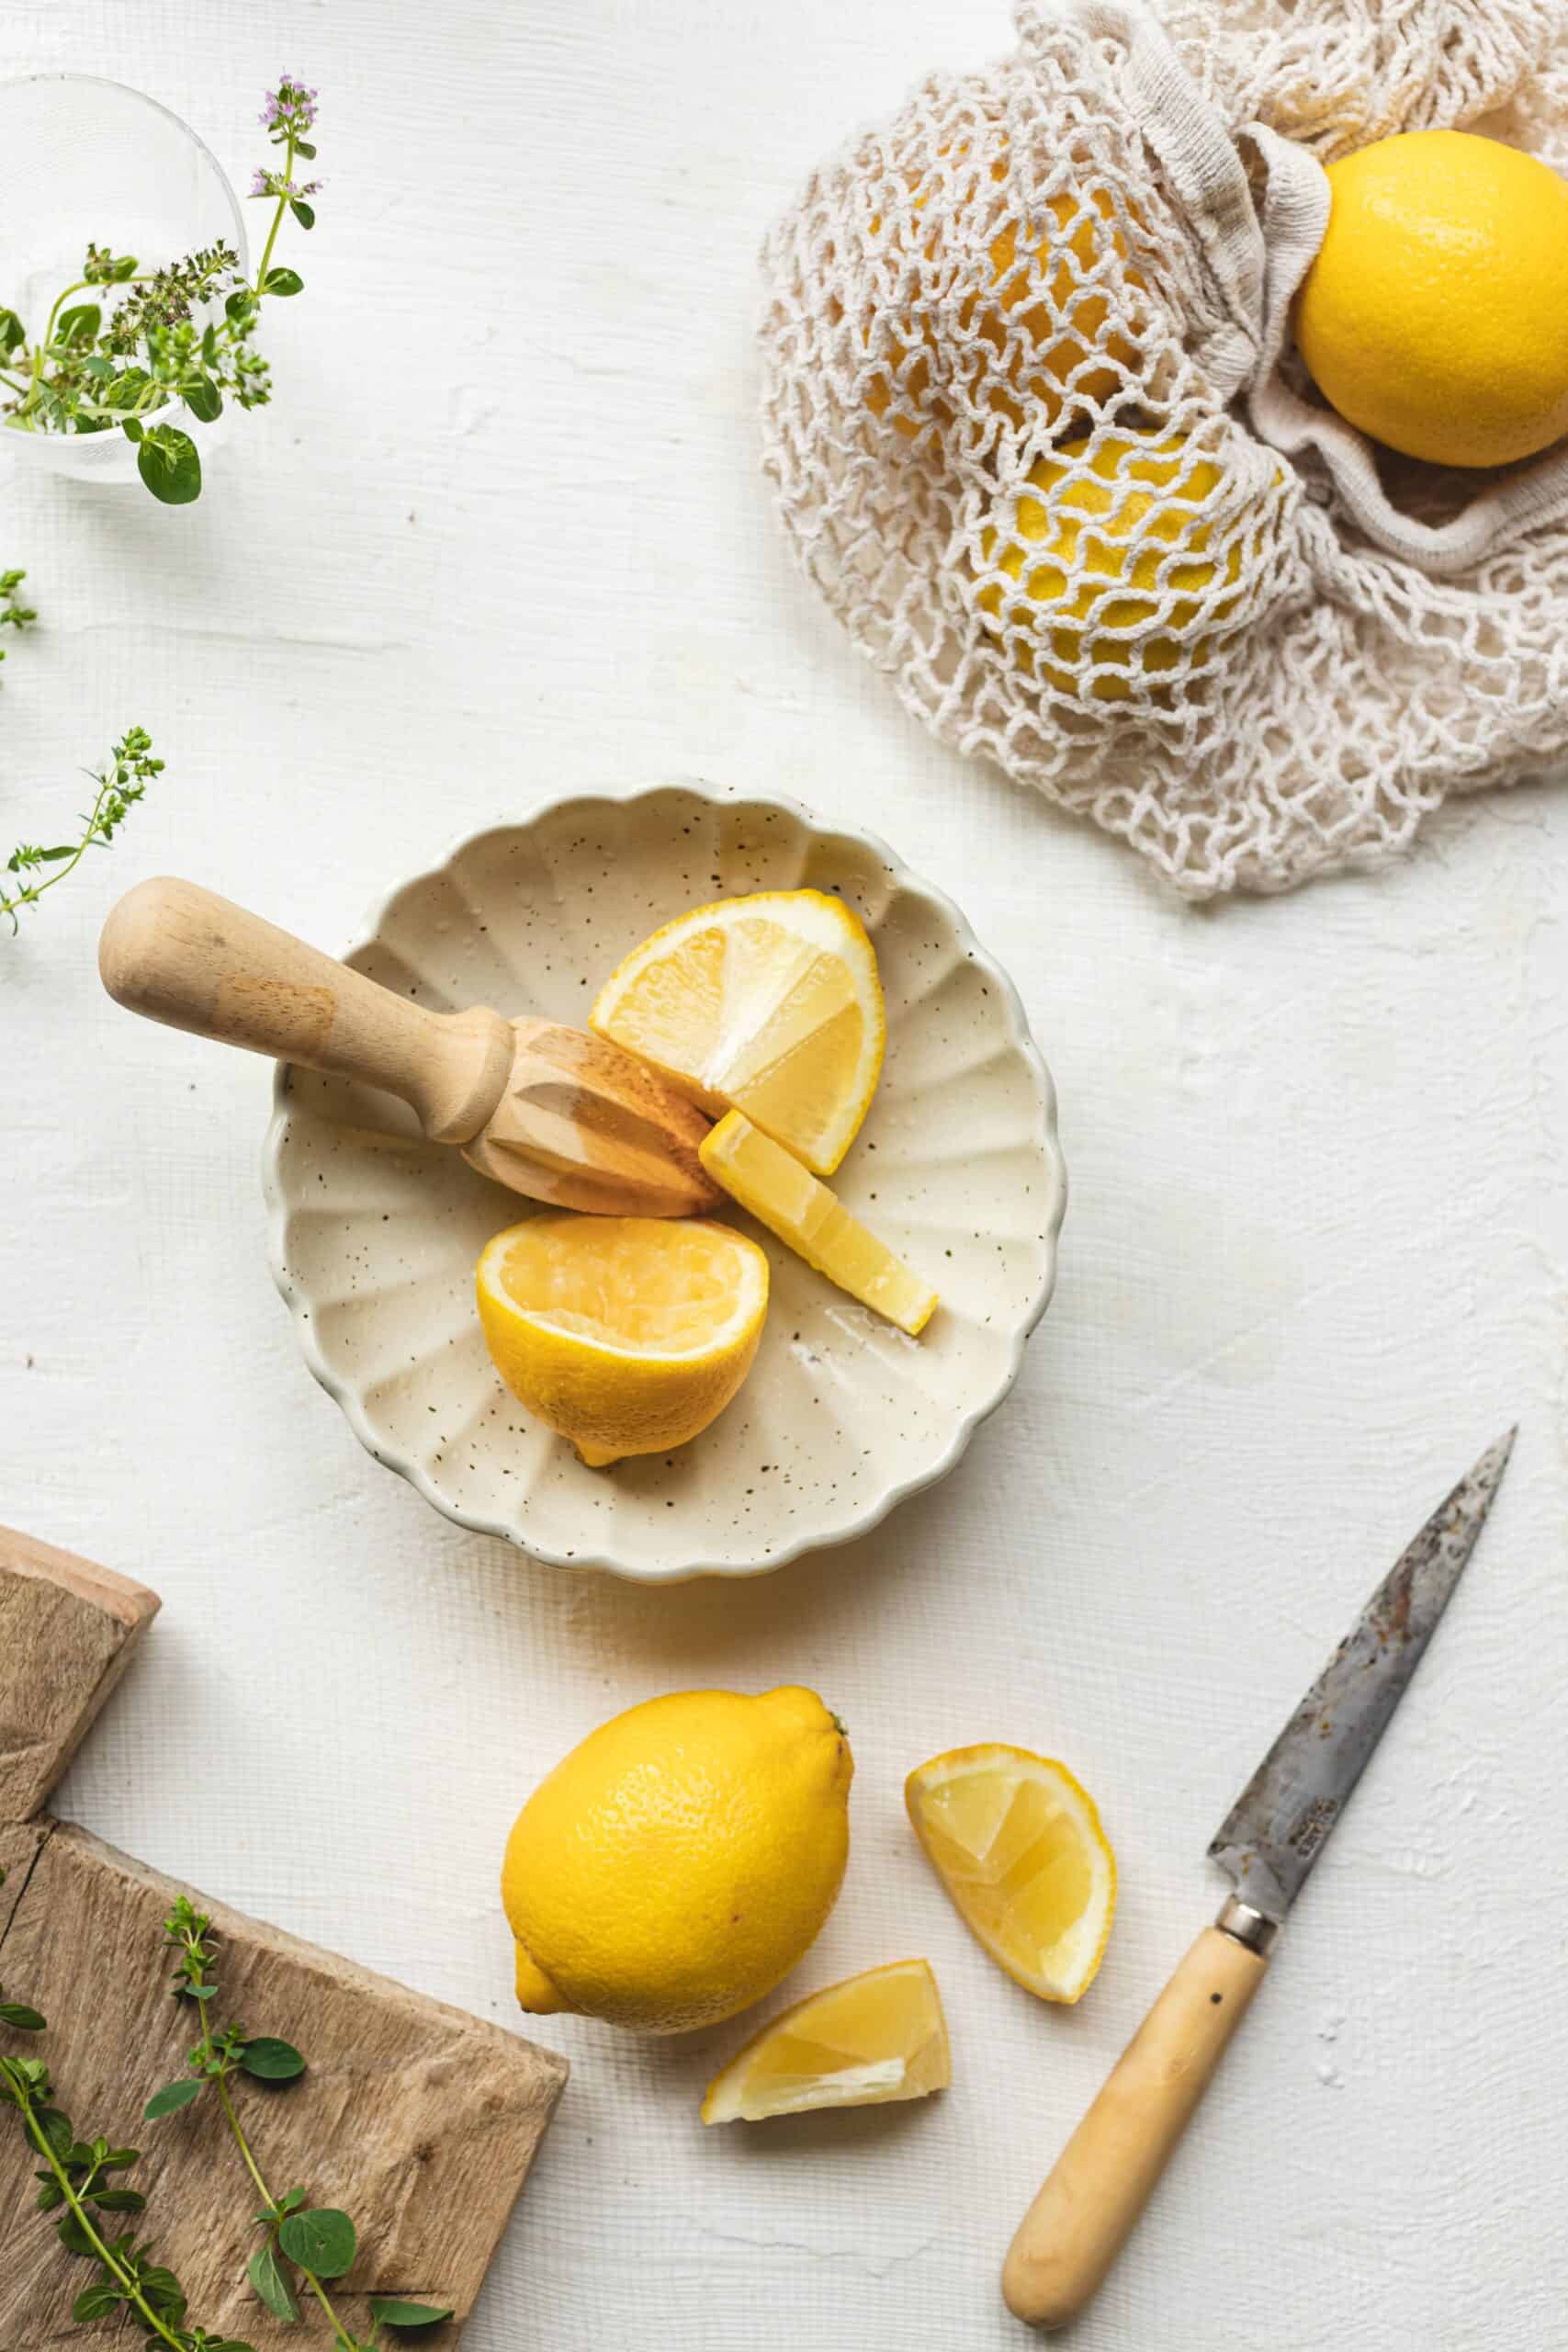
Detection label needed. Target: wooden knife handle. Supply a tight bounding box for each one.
[1002,1923,1270,2330]
[99,876,513,1145]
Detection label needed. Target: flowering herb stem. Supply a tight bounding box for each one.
[3,725,164,933]
[0,74,321,502]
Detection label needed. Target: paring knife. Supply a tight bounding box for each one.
[1002,1430,1516,2330]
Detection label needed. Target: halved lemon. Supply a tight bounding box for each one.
[700,1111,937,1336]
[475,1215,769,1466]
[590,890,885,1177]
[701,1960,951,2123]
[906,1747,1115,2004]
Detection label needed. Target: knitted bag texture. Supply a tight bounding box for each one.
[760,0,1568,896]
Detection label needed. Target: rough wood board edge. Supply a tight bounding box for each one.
[0,1525,161,1631]
[0,1817,569,2347]
[0,1525,161,1824]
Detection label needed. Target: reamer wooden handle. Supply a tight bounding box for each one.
[100,876,513,1146]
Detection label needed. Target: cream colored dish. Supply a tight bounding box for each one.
[263,783,1066,1579]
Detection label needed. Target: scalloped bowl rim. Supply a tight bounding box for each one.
[260,780,1067,1581]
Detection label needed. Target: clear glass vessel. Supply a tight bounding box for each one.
[0,74,248,485]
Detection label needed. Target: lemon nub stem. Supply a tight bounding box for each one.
[514,1939,568,2015]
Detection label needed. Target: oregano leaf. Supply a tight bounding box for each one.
[137,425,202,506]
[262,267,303,297]
[278,2206,356,2278]
[72,2281,124,2321]
[369,2300,455,2328]
[248,2241,299,2321]
[0,2001,45,2030]
[239,2037,305,2082]
[144,2077,204,2120]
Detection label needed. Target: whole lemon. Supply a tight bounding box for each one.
[975,431,1244,701]
[1295,130,1568,469]
[865,147,1139,445]
[502,1687,852,2032]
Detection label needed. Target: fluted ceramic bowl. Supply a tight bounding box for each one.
[263,784,1066,1580]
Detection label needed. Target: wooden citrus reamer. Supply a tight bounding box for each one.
[99,876,720,1216]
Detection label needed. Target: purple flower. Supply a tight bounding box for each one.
[260,74,319,140]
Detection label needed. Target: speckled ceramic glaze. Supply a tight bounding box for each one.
[264,784,1066,1579]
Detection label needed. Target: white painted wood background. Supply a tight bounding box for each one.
[4,2,1565,2345]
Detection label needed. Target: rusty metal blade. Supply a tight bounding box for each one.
[1208,1430,1516,1924]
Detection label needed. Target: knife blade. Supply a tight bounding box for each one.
[1002,1431,1516,2332]
[1208,1425,1516,1934]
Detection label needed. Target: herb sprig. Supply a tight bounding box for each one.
[1,1872,451,2345]
[3,726,164,933]
[0,1875,242,2349]
[0,76,321,503]
[1,571,164,933]
[145,1897,452,2346]
[1,568,38,678]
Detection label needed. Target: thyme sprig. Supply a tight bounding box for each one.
[0,568,37,680]
[146,1898,451,2346]
[0,1880,451,2344]
[0,1875,243,2349]
[3,725,164,933]
[0,75,321,503]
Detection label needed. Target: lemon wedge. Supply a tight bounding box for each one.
[475,1215,768,1466]
[590,889,885,1176]
[701,1960,950,2122]
[906,1746,1116,2004]
[699,1111,937,1336]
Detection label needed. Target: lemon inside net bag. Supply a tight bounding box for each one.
[760,0,1568,897]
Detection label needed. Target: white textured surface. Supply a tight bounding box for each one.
[1,2,1564,2346]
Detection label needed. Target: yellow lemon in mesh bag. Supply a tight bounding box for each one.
[1295,130,1568,469]
[475,1214,768,1466]
[974,429,1243,702]
[502,1686,852,2032]
[864,146,1141,443]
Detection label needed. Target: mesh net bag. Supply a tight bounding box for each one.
[759,0,1568,897]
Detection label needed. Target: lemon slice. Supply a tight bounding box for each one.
[475,1215,768,1466]
[906,1747,1116,2004]
[699,1111,937,1336]
[591,890,885,1176]
[701,1960,950,2122]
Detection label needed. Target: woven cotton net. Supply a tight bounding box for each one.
[759,0,1568,896]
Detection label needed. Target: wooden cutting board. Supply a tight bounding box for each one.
[0,1524,567,2349]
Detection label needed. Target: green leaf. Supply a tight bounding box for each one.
[239,2037,305,2082]
[183,375,222,424]
[56,2209,96,2256]
[263,267,303,298]
[91,2187,147,2211]
[100,2147,141,2170]
[296,139,318,159]
[278,2207,356,2278]
[56,303,101,347]
[81,354,116,381]
[0,308,25,355]
[36,2179,63,2211]
[137,426,201,505]
[225,288,254,323]
[248,2240,300,2321]
[37,2106,73,2154]
[0,2000,45,2030]
[144,2076,203,2120]
[290,199,316,231]
[121,418,144,443]
[72,2281,125,2322]
[369,2301,455,2329]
